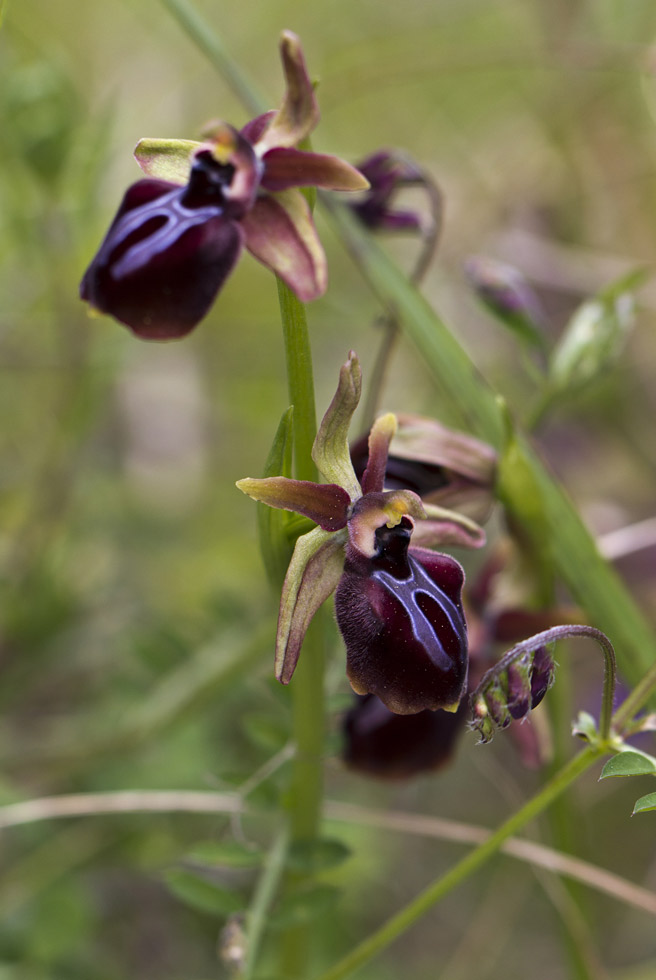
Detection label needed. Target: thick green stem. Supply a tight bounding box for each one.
[277,278,319,484]
[275,277,326,976]
[314,746,602,980]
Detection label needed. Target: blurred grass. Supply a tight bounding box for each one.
[1,0,656,976]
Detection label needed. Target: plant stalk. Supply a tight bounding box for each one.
[276,277,326,976]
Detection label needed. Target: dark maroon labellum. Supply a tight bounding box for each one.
[335,519,468,714]
[80,155,246,340]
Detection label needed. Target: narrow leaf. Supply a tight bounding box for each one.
[287,838,351,874]
[257,407,294,587]
[550,270,646,393]
[186,841,263,868]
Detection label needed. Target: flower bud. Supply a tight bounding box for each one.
[530,645,556,708]
[505,654,533,719]
[349,150,424,232]
[470,695,496,743]
[464,255,547,350]
[342,693,468,779]
[483,682,512,729]
[335,517,468,715]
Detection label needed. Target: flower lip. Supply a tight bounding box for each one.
[80,177,244,340]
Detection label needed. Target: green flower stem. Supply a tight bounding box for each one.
[314,745,602,980]
[277,277,319,484]
[275,277,326,976]
[361,165,443,430]
[276,276,324,835]
[612,660,656,733]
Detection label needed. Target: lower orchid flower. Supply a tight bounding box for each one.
[342,692,470,779]
[237,352,487,714]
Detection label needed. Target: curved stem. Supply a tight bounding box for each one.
[473,624,617,742]
[314,746,602,980]
[361,167,443,430]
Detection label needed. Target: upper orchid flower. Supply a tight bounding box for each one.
[237,352,486,714]
[80,31,368,340]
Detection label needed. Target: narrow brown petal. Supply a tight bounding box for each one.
[236,476,349,531]
[262,148,369,192]
[242,190,327,302]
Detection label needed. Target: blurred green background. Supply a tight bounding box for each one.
[1,0,656,977]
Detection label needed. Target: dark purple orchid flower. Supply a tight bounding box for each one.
[342,692,469,779]
[336,514,468,714]
[237,352,484,714]
[80,32,368,340]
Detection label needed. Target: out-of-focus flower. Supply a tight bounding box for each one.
[342,692,469,779]
[349,150,425,233]
[464,255,547,351]
[80,31,368,340]
[351,413,497,531]
[237,352,485,714]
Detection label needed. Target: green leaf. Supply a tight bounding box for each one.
[287,838,351,874]
[271,884,340,928]
[185,840,263,869]
[163,869,243,916]
[257,407,295,588]
[632,792,656,814]
[600,750,656,779]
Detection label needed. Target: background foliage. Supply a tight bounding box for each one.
[1,0,656,977]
